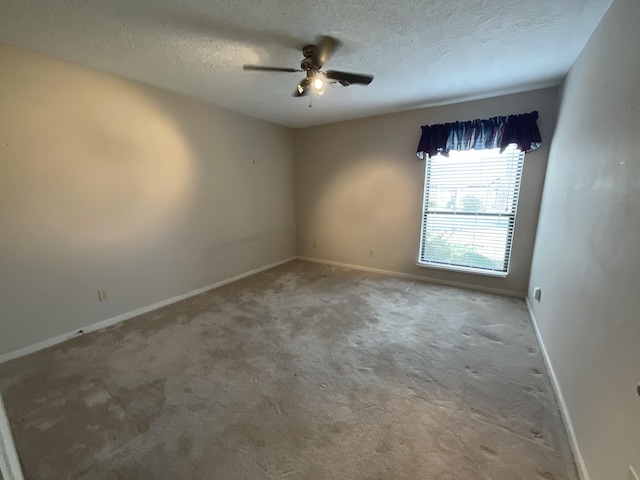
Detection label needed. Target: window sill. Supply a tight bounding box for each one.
[416,262,508,278]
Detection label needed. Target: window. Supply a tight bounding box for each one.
[418,146,525,276]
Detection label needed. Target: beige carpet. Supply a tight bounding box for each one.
[0,260,577,479]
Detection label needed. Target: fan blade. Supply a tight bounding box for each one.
[315,36,341,67]
[325,70,374,86]
[243,65,302,73]
[293,78,310,97]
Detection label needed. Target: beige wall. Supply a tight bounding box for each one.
[0,44,295,356]
[528,0,640,478]
[295,88,559,296]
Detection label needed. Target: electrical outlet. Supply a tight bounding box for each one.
[629,466,639,480]
[533,287,542,301]
[97,290,110,302]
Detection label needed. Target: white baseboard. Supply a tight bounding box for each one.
[525,298,590,480]
[0,257,295,364]
[296,256,524,298]
[0,394,24,480]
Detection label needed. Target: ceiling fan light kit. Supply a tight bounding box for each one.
[243,36,374,99]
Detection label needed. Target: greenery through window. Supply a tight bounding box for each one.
[418,146,524,275]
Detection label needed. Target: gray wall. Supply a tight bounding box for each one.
[0,44,296,356]
[528,0,640,478]
[295,88,559,296]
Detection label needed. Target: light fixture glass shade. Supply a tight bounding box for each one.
[312,75,325,94]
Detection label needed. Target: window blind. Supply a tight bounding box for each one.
[419,146,525,275]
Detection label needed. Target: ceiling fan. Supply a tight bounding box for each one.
[243,36,374,97]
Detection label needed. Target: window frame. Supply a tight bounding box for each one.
[416,147,525,277]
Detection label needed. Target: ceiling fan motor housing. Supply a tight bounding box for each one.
[302,44,317,59]
[301,58,318,71]
[301,44,320,71]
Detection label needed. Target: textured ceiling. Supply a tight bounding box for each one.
[0,0,613,128]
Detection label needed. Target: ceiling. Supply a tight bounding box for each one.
[0,0,613,128]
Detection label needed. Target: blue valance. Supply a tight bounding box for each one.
[416,111,542,159]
